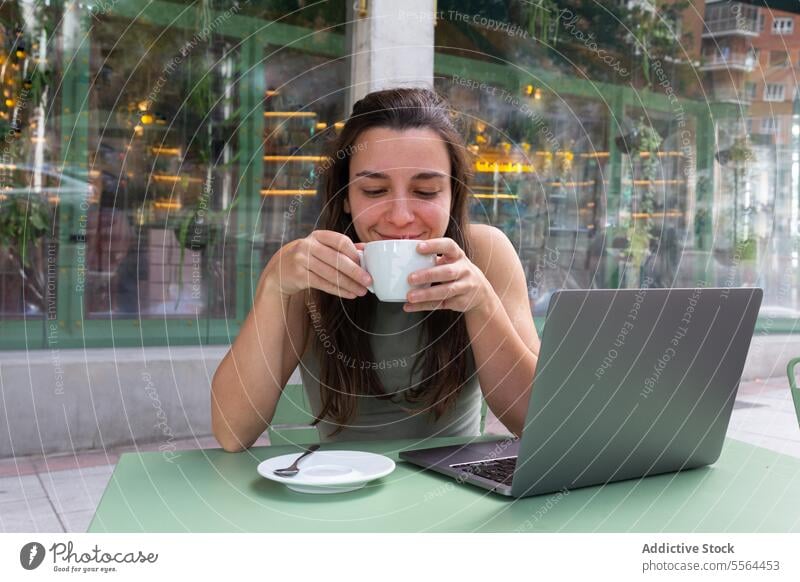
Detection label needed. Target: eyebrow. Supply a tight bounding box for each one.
[354,170,447,180]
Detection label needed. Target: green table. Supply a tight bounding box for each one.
[88,437,800,532]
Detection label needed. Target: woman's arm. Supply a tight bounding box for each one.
[211,270,308,452]
[211,230,371,452]
[404,224,539,436]
[463,225,539,436]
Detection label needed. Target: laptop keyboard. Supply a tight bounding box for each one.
[450,456,517,486]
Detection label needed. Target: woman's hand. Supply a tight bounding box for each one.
[403,238,493,314]
[263,230,372,300]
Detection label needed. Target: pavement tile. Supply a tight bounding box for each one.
[39,465,114,515]
[60,509,97,533]
[0,498,63,533]
[727,433,800,460]
[730,391,800,444]
[0,473,47,505]
[738,379,788,397]
[0,474,63,532]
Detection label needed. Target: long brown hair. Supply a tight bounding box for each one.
[309,87,474,435]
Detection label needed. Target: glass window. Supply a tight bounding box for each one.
[765,84,786,102]
[761,117,779,134]
[88,3,347,323]
[87,12,246,318]
[0,1,349,347]
[3,0,800,349]
[260,46,348,265]
[772,17,794,35]
[0,7,62,320]
[433,0,800,324]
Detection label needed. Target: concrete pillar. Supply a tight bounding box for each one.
[345,0,436,113]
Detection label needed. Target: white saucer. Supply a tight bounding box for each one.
[257,450,396,494]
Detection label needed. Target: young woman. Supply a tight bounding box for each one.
[212,88,540,451]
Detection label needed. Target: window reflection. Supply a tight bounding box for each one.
[0,0,349,346]
[434,0,800,321]
[1,0,799,347]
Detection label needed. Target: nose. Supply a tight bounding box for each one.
[385,193,415,227]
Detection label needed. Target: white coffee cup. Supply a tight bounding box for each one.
[356,240,436,302]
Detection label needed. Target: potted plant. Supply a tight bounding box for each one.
[0,194,51,311]
[624,119,663,287]
[614,127,640,155]
[715,136,754,250]
[0,10,54,313]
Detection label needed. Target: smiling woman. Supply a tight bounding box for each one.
[211,88,540,450]
[344,126,455,244]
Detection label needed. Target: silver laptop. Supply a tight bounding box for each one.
[400,287,763,498]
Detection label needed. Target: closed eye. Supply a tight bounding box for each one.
[361,189,440,196]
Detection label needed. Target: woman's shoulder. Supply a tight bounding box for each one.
[465,223,517,274]
[465,222,507,248]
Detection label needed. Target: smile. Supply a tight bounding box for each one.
[376,232,424,240]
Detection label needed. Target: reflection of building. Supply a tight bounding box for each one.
[747,7,800,144]
[700,1,800,144]
[743,7,800,254]
[700,0,759,104]
[698,1,800,248]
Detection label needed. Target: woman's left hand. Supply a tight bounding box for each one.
[404,238,493,313]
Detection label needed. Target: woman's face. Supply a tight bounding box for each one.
[344,127,453,242]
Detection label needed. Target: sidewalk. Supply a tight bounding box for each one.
[1,377,798,533]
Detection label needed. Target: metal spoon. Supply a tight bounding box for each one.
[272,444,320,477]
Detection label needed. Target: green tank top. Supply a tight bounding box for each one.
[300,300,482,442]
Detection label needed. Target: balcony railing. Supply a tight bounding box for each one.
[709,87,753,104]
[700,53,756,71]
[703,3,760,37]
[703,17,759,36]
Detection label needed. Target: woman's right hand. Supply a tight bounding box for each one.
[263,230,372,299]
